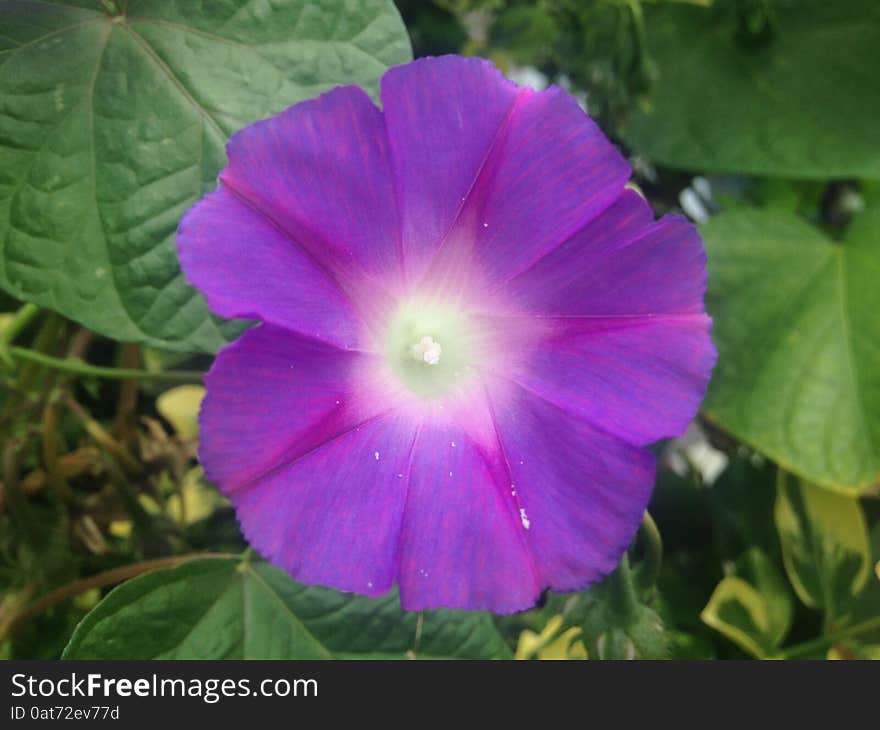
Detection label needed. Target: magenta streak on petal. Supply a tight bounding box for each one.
[210,84,405,344]
[473,313,715,447]
[220,84,401,281]
[429,88,631,291]
[395,412,541,613]
[213,177,399,348]
[404,90,530,305]
[497,187,653,291]
[484,376,656,592]
[406,99,631,310]
[177,186,365,351]
[199,324,395,492]
[231,411,417,597]
[382,56,521,283]
[505,193,709,316]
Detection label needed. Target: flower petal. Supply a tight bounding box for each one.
[506,314,715,446]
[505,190,708,316]
[449,86,631,287]
[201,324,412,595]
[381,56,520,280]
[382,55,630,286]
[200,324,388,491]
[230,412,414,597]
[178,187,362,349]
[396,416,540,612]
[489,191,716,444]
[219,84,401,286]
[486,377,655,592]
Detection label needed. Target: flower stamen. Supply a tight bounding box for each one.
[410,335,442,366]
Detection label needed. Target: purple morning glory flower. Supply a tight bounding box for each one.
[177,56,715,613]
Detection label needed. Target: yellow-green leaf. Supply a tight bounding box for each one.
[774,473,871,619]
[701,547,793,658]
[701,577,776,659]
[166,467,227,526]
[515,615,587,660]
[156,384,204,440]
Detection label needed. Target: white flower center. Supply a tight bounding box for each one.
[410,335,442,366]
[383,299,476,398]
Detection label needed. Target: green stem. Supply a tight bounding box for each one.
[635,511,663,596]
[64,395,141,475]
[607,553,640,623]
[1,438,28,519]
[0,303,40,364]
[639,0,712,5]
[779,615,880,659]
[626,0,647,48]
[240,547,258,564]
[16,314,63,393]
[625,0,650,78]
[8,346,203,383]
[40,394,75,503]
[100,454,151,529]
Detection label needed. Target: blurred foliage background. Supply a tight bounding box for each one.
[0,0,878,659]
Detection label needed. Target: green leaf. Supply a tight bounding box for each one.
[828,642,880,660]
[155,384,204,439]
[665,631,717,661]
[565,572,668,660]
[701,546,792,659]
[709,455,778,560]
[625,1,880,178]
[774,473,871,620]
[701,577,775,659]
[701,204,880,492]
[582,601,667,661]
[62,558,511,659]
[736,547,793,645]
[0,0,411,351]
[489,5,560,64]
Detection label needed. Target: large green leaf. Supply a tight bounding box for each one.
[701,203,880,492]
[0,0,411,351]
[62,558,512,659]
[774,474,871,621]
[625,1,880,179]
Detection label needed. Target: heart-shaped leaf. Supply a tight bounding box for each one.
[626,1,880,179]
[0,0,411,351]
[701,202,880,492]
[62,558,512,659]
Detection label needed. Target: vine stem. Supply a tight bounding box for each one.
[0,302,40,364]
[7,346,204,383]
[607,553,640,623]
[63,395,141,475]
[1,552,238,640]
[778,615,880,659]
[635,510,663,596]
